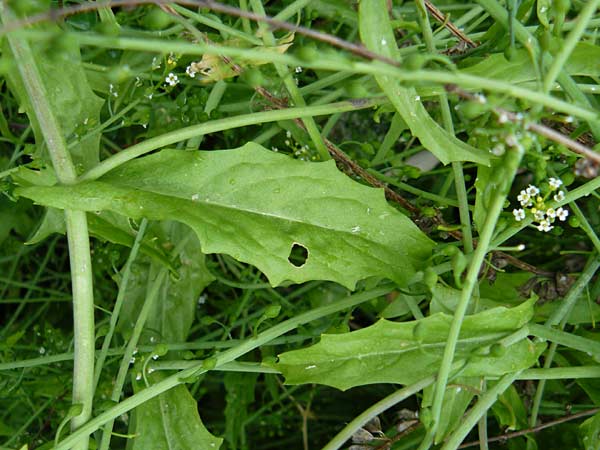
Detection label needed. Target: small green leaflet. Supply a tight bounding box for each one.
[17,143,433,289]
[272,300,544,391]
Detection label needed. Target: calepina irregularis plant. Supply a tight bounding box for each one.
[2,1,600,450]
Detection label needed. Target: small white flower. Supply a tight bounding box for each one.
[526,184,540,196]
[533,209,545,221]
[553,190,565,202]
[165,73,179,86]
[548,177,563,189]
[286,130,292,138]
[517,190,531,207]
[186,65,197,78]
[546,208,556,219]
[556,207,569,221]
[295,66,303,73]
[537,219,553,232]
[513,209,526,221]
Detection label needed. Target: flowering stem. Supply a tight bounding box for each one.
[422,145,523,449]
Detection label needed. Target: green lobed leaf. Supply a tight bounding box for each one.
[358,0,490,165]
[17,143,434,289]
[272,300,543,390]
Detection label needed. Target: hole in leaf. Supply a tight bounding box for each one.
[288,243,308,267]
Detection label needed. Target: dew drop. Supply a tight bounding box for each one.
[381,38,387,45]
[273,187,281,194]
[351,225,361,233]
[191,193,200,201]
[135,372,142,381]
[229,178,236,185]
[39,346,46,354]
[305,365,317,370]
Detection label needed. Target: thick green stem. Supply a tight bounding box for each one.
[1,5,95,450]
[422,146,523,449]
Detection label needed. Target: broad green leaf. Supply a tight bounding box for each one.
[123,223,219,449]
[18,143,434,289]
[118,223,214,342]
[272,300,542,390]
[358,0,490,165]
[129,373,222,450]
[3,25,103,170]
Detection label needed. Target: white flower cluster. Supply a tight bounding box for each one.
[165,72,179,86]
[512,178,568,233]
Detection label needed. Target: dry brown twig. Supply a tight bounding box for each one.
[424,0,477,48]
[458,407,600,449]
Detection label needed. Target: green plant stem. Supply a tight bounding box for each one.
[321,376,436,450]
[543,0,600,93]
[422,146,523,450]
[64,210,95,442]
[79,97,385,181]
[1,6,95,450]
[98,267,168,450]
[518,366,600,380]
[273,0,313,21]
[528,324,600,358]
[570,202,600,254]
[53,284,394,450]
[441,372,523,450]
[528,255,600,428]
[415,0,474,255]
[170,3,262,45]
[17,29,599,121]
[93,219,148,393]
[250,0,330,160]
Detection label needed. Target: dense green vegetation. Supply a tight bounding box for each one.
[2,1,600,449]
